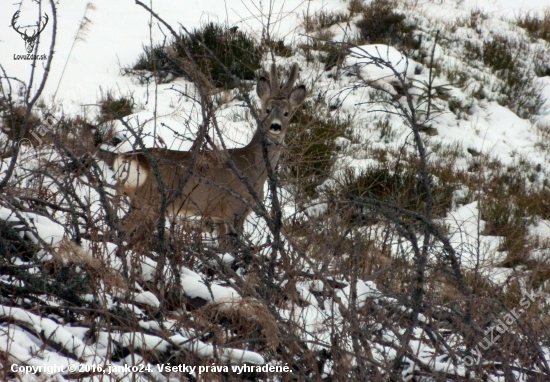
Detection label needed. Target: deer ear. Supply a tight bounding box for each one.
[288,85,306,109]
[256,77,271,103]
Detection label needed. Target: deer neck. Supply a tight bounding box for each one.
[245,128,284,174]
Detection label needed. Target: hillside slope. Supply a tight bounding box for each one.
[1,0,550,381]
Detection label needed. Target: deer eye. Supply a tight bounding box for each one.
[284,112,289,117]
[266,109,271,114]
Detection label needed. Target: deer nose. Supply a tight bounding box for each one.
[270,119,282,134]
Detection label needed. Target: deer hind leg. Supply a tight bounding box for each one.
[114,153,159,245]
[216,215,246,252]
[119,197,159,247]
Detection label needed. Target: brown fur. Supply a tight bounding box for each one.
[114,63,307,249]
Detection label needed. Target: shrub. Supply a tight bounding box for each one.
[517,9,550,43]
[267,39,293,57]
[355,0,416,50]
[303,10,350,33]
[482,36,515,74]
[97,94,134,124]
[283,100,351,197]
[334,164,455,225]
[348,0,366,15]
[463,40,483,62]
[461,35,544,118]
[132,23,263,89]
[482,37,544,118]
[481,193,532,269]
[465,9,489,31]
[180,23,263,88]
[468,160,550,277]
[300,9,355,69]
[454,10,547,117]
[132,44,171,72]
[319,42,350,70]
[0,104,42,144]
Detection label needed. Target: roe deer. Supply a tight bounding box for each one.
[112,63,306,249]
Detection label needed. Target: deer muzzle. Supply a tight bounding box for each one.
[270,119,282,135]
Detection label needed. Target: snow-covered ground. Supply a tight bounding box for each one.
[1,0,550,380]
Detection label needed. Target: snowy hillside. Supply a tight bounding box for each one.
[2,0,550,381]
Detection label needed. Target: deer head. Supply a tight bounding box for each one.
[256,63,306,144]
[11,11,49,54]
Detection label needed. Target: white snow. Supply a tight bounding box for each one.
[2,0,550,380]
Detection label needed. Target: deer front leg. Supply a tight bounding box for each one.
[217,215,246,252]
[217,221,236,252]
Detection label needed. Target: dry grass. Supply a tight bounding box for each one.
[303,9,350,34]
[355,0,417,51]
[314,138,550,298]
[0,104,43,144]
[47,239,128,292]
[429,149,550,288]
[517,9,550,43]
[97,93,135,124]
[196,298,281,351]
[348,0,366,15]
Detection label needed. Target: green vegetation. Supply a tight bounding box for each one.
[132,23,263,89]
[133,44,170,72]
[319,43,350,70]
[303,10,350,33]
[267,39,293,58]
[283,100,351,197]
[355,0,417,50]
[484,37,543,118]
[479,166,550,273]
[517,9,550,43]
[98,94,134,124]
[0,104,41,143]
[334,164,455,225]
[482,37,516,79]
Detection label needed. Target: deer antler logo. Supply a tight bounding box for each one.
[11,11,49,54]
